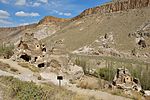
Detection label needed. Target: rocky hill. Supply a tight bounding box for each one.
[0,0,150,61]
[38,16,70,24]
[43,0,150,61]
[0,16,69,44]
[72,0,150,20]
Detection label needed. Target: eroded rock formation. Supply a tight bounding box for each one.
[73,0,150,20]
[11,32,48,67]
[38,16,69,24]
[113,68,142,92]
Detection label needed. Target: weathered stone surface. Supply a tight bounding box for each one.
[76,76,101,90]
[49,59,61,68]
[68,65,84,80]
[113,68,142,92]
[73,0,150,20]
[38,16,69,24]
[11,32,48,67]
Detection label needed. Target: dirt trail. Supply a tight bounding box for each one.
[0,59,132,100]
[0,59,37,82]
[67,85,131,100]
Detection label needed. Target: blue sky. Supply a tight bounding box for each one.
[0,0,111,27]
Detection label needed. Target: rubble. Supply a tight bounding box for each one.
[113,68,142,92]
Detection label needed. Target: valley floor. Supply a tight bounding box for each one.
[0,59,134,100]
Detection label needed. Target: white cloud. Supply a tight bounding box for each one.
[64,13,72,16]
[0,0,8,4]
[53,10,72,16]
[15,11,40,17]
[0,10,10,19]
[0,19,12,24]
[58,12,63,15]
[38,0,48,3]
[15,0,26,6]
[32,2,41,7]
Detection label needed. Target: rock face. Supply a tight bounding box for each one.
[73,0,150,20]
[113,68,142,92]
[11,33,48,67]
[0,24,37,43]
[38,16,69,24]
[76,75,101,90]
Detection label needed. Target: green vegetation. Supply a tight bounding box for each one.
[73,55,150,90]
[97,67,116,82]
[18,62,40,72]
[0,76,91,100]
[0,43,14,58]
[75,57,87,74]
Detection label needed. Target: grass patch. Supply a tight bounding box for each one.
[0,76,95,100]
[18,62,40,72]
[0,61,18,74]
[0,44,14,59]
[104,89,144,100]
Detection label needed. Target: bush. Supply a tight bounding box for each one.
[97,67,116,82]
[0,43,14,58]
[0,76,82,100]
[75,58,87,74]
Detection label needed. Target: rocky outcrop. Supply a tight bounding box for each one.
[38,16,70,24]
[73,0,150,20]
[0,24,37,43]
[11,32,48,67]
[113,68,142,92]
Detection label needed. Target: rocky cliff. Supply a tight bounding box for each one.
[38,16,70,24]
[73,0,150,20]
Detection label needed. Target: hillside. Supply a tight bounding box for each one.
[0,0,150,60]
[0,0,150,99]
[0,16,70,44]
[42,0,150,61]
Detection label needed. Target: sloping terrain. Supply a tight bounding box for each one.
[0,0,150,60]
[0,16,70,44]
[44,7,150,59]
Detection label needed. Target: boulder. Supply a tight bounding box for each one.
[68,65,84,80]
[76,76,101,90]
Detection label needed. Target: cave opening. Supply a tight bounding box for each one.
[42,48,46,52]
[38,63,45,68]
[34,57,38,62]
[20,54,31,62]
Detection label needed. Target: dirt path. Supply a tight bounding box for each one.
[0,59,37,82]
[0,59,132,100]
[67,85,131,100]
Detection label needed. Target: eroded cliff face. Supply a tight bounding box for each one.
[73,0,150,20]
[0,16,69,43]
[38,16,70,24]
[0,24,37,43]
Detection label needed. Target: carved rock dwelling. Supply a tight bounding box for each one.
[11,33,48,67]
[113,68,142,92]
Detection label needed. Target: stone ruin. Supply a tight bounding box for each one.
[113,68,142,92]
[11,32,48,67]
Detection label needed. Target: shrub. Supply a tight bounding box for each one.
[97,67,116,82]
[0,76,78,100]
[0,43,14,58]
[18,62,39,72]
[75,58,87,74]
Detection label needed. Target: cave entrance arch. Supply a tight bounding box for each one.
[20,54,31,62]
